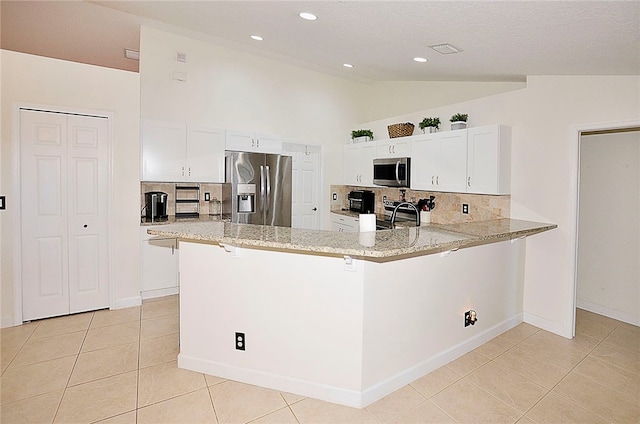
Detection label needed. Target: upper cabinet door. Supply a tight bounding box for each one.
[141,120,187,182]
[344,142,376,186]
[376,138,412,158]
[411,132,466,192]
[226,130,282,154]
[437,130,468,193]
[186,126,226,183]
[410,134,439,190]
[466,125,511,194]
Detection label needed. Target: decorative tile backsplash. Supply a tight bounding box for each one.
[330,185,510,224]
[140,182,225,216]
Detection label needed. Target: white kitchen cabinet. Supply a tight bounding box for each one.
[466,125,511,195]
[411,130,467,192]
[141,227,179,299]
[141,120,226,183]
[330,213,359,232]
[376,138,412,158]
[225,130,282,154]
[186,126,226,183]
[344,142,376,186]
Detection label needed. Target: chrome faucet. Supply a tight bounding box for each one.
[390,202,420,228]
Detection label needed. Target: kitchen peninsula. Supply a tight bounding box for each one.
[148,219,555,408]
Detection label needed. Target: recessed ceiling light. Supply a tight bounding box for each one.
[343,63,353,68]
[429,43,462,54]
[413,57,427,63]
[299,12,317,21]
[251,35,263,41]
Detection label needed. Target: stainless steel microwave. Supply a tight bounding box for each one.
[373,157,411,187]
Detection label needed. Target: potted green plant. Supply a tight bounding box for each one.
[450,113,468,130]
[418,117,441,134]
[350,129,374,143]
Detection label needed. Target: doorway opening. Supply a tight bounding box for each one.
[575,126,639,329]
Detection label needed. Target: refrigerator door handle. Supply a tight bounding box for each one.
[265,165,271,215]
[260,166,266,198]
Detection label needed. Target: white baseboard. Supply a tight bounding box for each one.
[141,287,179,301]
[523,312,572,338]
[114,296,142,310]
[577,300,640,326]
[179,314,523,409]
[1,315,16,328]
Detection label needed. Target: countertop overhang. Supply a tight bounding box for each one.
[147,218,556,262]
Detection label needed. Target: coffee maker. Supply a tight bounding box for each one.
[144,191,168,222]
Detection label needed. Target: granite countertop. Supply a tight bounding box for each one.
[140,215,229,226]
[147,218,556,262]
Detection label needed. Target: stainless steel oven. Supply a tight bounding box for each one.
[373,157,410,187]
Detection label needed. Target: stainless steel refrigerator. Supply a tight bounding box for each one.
[225,151,292,227]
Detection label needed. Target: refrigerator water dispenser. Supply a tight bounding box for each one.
[236,184,255,213]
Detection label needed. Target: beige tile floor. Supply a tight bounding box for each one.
[1,297,638,423]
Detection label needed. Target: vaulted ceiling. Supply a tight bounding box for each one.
[2,1,639,82]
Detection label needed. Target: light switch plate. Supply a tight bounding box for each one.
[204,192,210,202]
[0,196,5,210]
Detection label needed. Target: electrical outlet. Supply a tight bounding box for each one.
[332,192,337,201]
[204,192,211,202]
[465,310,477,327]
[0,196,5,210]
[462,203,469,214]
[235,332,245,350]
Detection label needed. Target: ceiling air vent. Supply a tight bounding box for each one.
[429,43,462,54]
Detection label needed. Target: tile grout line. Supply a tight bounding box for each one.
[136,302,142,424]
[514,320,622,424]
[52,311,95,424]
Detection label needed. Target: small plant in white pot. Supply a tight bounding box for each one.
[419,117,440,134]
[450,113,468,130]
[351,129,374,143]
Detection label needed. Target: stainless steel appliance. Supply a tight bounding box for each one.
[225,151,292,226]
[373,157,411,187]
[348,190,375,213]
[144,191,168,222]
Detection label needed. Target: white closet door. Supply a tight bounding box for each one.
[67,115,110,313]
[20,109,110,321]
[21,110,70,320]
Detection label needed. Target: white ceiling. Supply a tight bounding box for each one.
[2,1,639,82]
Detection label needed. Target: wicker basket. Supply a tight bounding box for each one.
[387,123,415,138]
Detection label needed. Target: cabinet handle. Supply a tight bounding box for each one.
[188,167,191,176]
[181,166,185,176]
[431,176,435,185]
[257,139,260,148]
[171,245,175,255]
[437,176,439,185]
[468,176,471,187]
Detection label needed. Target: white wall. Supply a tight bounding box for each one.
[139,26,372,228]
[138,27,528,228]
[358,75,640,337]
[365,81,525,122]
[0,50,141,326]
[577,131,639,325]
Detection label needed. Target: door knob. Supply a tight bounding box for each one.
[312,207,317,211]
